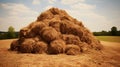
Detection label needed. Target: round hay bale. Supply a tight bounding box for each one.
[37,10,54,21]
[19,27,35,38]
[61,34,81,45]
[19,39,35,53]
[31,22,46,34]
[33,41,48,54]
[49,7,59,15]
[60,21,83,36]
[18,37,25,44]
[60,21,74,34]
[73,27,83,38]
[49,20,61,32]
[10,40,19,51]
[65,44,80,55]
[19,27,29,38]
[48,39,66,54]
[41,27,59,42]
[80,34,92,44]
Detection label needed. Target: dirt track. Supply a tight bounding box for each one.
[0,39,120,67]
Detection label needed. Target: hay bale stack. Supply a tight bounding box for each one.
[48,39,66,54]
[33,41,48,54]
[65,44,80,55]
[10,7,103,55]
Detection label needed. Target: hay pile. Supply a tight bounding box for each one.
[10,7,103,55]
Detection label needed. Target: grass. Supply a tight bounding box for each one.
[96,36,120,43]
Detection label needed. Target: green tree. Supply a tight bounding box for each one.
[111,26,117,36]
[7,26,16,39]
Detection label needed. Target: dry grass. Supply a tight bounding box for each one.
[96,36,120,43]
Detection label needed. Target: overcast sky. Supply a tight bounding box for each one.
[0,0,120,32]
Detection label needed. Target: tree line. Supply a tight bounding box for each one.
[0,26,120,40]
[0,26,18,40]
[93,26,120,36]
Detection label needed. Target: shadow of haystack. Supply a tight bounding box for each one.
[10,7,103,55]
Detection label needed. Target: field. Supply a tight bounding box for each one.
[96,36,120,43]
[0,39,120,67]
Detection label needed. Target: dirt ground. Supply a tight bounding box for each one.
[0,39,120,67]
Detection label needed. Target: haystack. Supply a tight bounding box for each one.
[10,7,103,55]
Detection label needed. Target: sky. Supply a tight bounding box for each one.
[0,0,120,32]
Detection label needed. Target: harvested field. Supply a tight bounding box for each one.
[0,39,120,67]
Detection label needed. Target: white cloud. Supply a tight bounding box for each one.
[61,0,85,5]
[71,3,95,10]
[32,0,40,5]
[49,0,56,4]
[66,9,112,31]
[0,3,39,31]
[63,1,112,32]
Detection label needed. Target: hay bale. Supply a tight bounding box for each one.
[49,7,59,15]
[48,39,66,54]
[79,33,92,44]
[49,20,61,32]
[31,22,46,35]
[65,44,80,55]
[19,39,35,53]
[19,27,35,38]
[79,42,89,52]
[61,34,81,45]
[60,21,74,34]
[37,10,54,21]
[10,40,19,51]
[19,27,29,38]
[41,27,59,42]
[60,21,83,37]
[33,41,48,54]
